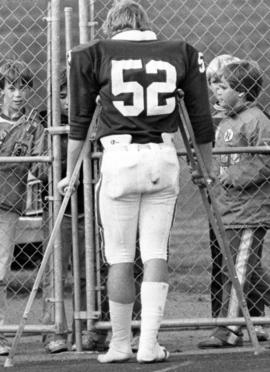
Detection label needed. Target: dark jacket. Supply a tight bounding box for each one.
[214,104,270,228]
[0,111,46,214]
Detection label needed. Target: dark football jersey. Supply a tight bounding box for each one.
[69,37,214,144]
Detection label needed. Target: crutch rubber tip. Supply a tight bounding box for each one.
[4,358,14,368]
[254,346,265,356]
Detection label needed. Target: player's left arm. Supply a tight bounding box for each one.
[181,44,214,148]
[181,45,214,178]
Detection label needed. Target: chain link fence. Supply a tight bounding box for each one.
[92,0,270,328]
[1,0,270,354]
[0,0,51,331]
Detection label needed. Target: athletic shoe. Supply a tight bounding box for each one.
[137,343,170,363]
[198,335,243,349]
[72,330,109,352]
[0,338,10,356]
[97,348,133,363]
[44,337,68,353]
[254,325,269,341]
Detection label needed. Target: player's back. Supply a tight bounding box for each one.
[69,37,212,144]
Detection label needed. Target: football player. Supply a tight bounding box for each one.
[58,0,214,364]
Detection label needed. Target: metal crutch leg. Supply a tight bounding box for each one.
[176,89,263,355]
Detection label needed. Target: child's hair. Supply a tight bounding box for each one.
[206,54,240,85]
[102,0,151,37]
[59,66,67,90]
[223,59,263,102]
[0,59,33,90]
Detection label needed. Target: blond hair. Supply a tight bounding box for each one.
[206,54,240,84]
[102,0,151,37]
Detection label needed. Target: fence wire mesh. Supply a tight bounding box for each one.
[93,0,270,326]
[0,0,270,354]
[0,0,51,329]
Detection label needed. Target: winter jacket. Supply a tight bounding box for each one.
[214,104,270,228]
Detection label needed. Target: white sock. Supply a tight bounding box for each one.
[97,301,134,363]
[109,300,133,352]
[138,282,169,357]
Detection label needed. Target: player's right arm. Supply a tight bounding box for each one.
[57,138,84,195]
[58,44,98,195]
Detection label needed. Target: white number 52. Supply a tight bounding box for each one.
[111,59,177,117]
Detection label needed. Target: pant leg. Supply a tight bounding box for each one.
[209,225,223,318]
[0,210,19,326]
[214,228,263,343]
[247,233,267,317]
[210,225,267,319]
[248,234,270,310]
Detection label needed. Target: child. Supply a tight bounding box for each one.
[206,54,240,321]
[0,59,46,355]
[207,54,241,129]
[199,59,270,348]
[206,55,270,342]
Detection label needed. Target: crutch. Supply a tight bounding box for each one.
[176,89,263,355]
[4,105,101,368]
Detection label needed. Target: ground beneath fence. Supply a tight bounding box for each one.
[1,335,270,371]
[2,291,270,370]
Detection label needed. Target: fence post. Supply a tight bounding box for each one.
[79,0,89,43]
[89,0,96,40]
[78,0,97,334]
[64,6,83,352]
[51,0,66,336]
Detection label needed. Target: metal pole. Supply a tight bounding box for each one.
[64,6,83,352]
[79,0,89,43]
[78,0,97,334]
[89,0,96,40]
[95,316,270,331]
[43,0,56,332]
[51,0,66,338]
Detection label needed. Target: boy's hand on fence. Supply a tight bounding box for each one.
[57,177,79,196]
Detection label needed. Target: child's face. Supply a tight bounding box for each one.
[209,77,222,99]
[215,76,241,110]
[60,85,68,116]
[1,80,29,117]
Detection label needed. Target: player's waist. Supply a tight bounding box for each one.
[100,133,176,149]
